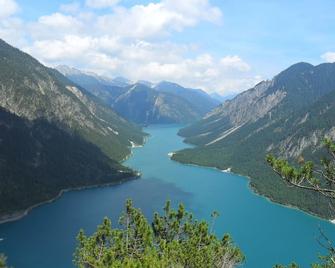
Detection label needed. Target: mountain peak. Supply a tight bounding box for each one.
[56,65,82,76]
[278,62,314,76]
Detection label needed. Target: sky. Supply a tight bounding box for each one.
[1,0,335,95]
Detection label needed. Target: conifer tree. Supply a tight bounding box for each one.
[267,138,335,267]
[74,200,244,267]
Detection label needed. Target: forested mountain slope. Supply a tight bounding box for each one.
[173,62,335,219]
[0,39,146,220]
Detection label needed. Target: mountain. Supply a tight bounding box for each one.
[0,39,146,220]
[210,92,236,103]
[173,62,335,219]
[0,108,135,220]
[136,80,154,87]
[56,65,129,103]
[112,83,202,124]
[154,81,220,115]
[60,66,219,124]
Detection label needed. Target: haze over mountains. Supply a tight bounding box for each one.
[0,39,146,220]
[173,62,335,219]
[57,65,220,124]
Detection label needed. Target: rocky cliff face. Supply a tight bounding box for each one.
[179,62,335,147]
[0,39,145,161]
[174,62,335,219]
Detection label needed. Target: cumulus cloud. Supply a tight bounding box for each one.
[85,0,120,9]
[25,35,258,94]
[0,0,19,19]
[96,0,222,38]
[220,55,251,72]
[321,52,335,63]
[0,0,259,95]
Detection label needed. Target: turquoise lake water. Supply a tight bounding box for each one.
[0,125,334,267]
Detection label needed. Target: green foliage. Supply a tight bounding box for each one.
[266,138,335,199]
[0,254,8,268]
[268,140,335,268]
[311,253,335,268]
[274,253,335,268]
[74,200,244,268]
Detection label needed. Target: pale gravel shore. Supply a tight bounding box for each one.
[130,140,143,148]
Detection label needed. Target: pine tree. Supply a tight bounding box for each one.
[267,138,335,267]
[0,254,8,268]
[74,200,244,267]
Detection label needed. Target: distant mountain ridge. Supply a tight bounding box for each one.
[57,65,220,124]
[173,62,335,219]
[0,39,146,220]
[112,83,202,124]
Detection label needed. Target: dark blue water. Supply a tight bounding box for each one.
[0,125,334,267]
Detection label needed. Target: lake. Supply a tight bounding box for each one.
[0,125,334,267]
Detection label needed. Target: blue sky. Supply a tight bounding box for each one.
[1,0,335,94]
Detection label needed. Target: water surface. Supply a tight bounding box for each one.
[0,125,334,267]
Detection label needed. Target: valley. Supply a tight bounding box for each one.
[0,125,334,268]
[1,1,335,267]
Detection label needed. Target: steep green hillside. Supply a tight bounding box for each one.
[173,62,335,219]
[0,39,146,220]
[0,108,135,220]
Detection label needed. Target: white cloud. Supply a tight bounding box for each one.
[95,0,222,38]
[220,55,251,72]
[0,0,19,19]
[60,2,81,14]
[38,13,82,28]
[1,0,259,95]
[0,0,25,47]
[163,0,222,24]
[27,13,84,40]
[24,35,94,62]
[25,34,258,94]
[86,0,120,9]
[321,52,335,63]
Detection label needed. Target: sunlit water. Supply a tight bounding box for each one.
[0,125,334,267]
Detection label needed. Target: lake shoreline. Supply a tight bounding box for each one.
[170,156,333,223]
[0,133,149,226]
[0,176,139,225]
